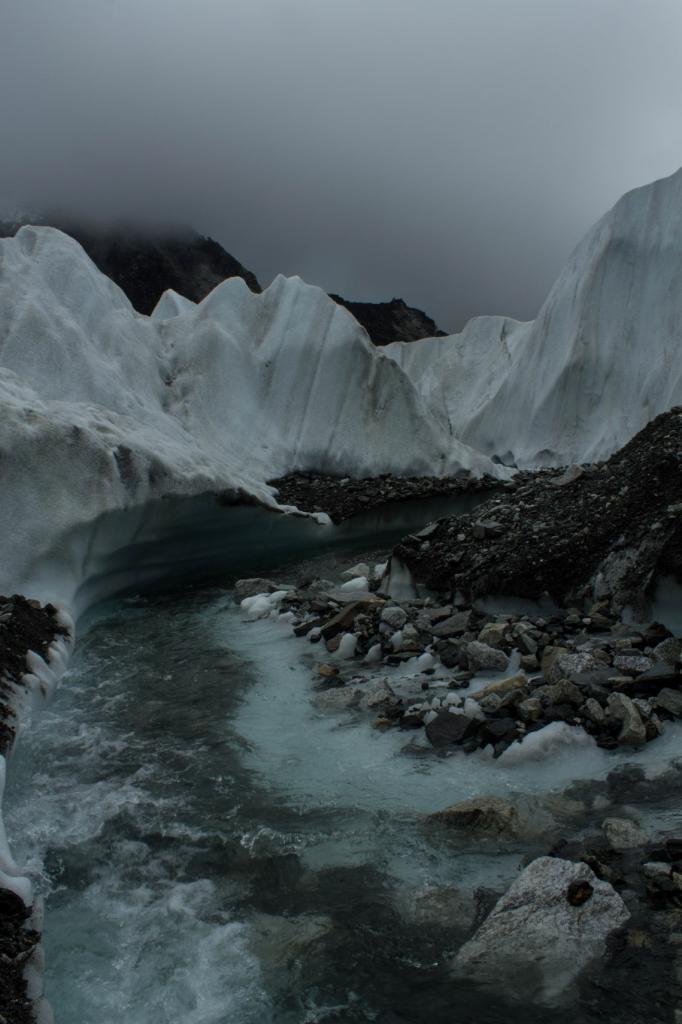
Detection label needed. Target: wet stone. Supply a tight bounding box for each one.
[655,689,682,717]
[425,710,478,747]
[462,640,508,672]
[431,610,472,638]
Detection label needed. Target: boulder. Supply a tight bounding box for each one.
[613,654,654,676]
[653,637,682,666]
[425,710,479,747]
[361,679,395,709]
[533,679,583,707]
[517,632,539,656]
[470,673,527,703]
[479,717,518,747]
[380,605,407,630]
[425,605,454,624]
[452,857,629,1005]
[234,578,279,600]
[602,817,647,851]
[340,562,370,581]
[581,697,606,727]
[544,649,601,686]
[320,598,382,641]
[462,641,509,673]
[518,697,543,722]
[477,622,509,649]
[431,610,472,638]
[617,661,678,693]
[655,688,682,717]
[472,519,505,539]
[437,642,462,668]
[606,692,646,745]
[427,795,520,836]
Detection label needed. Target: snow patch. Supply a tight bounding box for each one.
[499,721,598,765]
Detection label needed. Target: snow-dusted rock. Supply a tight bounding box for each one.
[453,857,629,1005]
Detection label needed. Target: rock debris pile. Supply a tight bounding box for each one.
[0,596,66,1024]
[393,407,682,612]
[0,595,66,756]
[271,472,502,523]
[237,574,682,1016]
[235,567,682,759]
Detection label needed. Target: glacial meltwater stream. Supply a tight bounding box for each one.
[4,498,682,1023]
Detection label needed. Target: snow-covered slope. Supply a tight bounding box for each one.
[0,226,503,606]
[385,167,682,467]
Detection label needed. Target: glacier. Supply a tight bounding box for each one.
[3,166,682,607]
[0,225,504,607]
[384,165,682,467]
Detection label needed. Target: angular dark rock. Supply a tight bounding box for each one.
[425,710,479,747]
[328,294,446,346]
[431,610,472,638]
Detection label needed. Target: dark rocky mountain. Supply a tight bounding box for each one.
[329,294,447,345]
[0,218,446,342]
[0,218,262,315]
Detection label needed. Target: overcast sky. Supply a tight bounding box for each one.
[2,0,682,330]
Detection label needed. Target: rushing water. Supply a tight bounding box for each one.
[4,497,682,1023]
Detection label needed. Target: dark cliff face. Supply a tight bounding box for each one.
[0,219,262,314]
[329,294,447,345]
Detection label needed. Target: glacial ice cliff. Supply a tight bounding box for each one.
[3,167,682,606]
[384,166,682,468]
[0,226,501,606]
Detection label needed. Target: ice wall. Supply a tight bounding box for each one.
[4,165,682,602]
[0,226,505,604]
[385,166,682,467]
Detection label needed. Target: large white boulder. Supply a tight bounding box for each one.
[453,856,629,1005]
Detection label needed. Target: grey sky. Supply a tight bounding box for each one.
[2,0,682,331]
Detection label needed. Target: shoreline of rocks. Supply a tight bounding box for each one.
[236,567,682,1016]
[393,407,682,615]
[0,596,68,1024]
[237,566,682,760]
[269,471,508,524]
